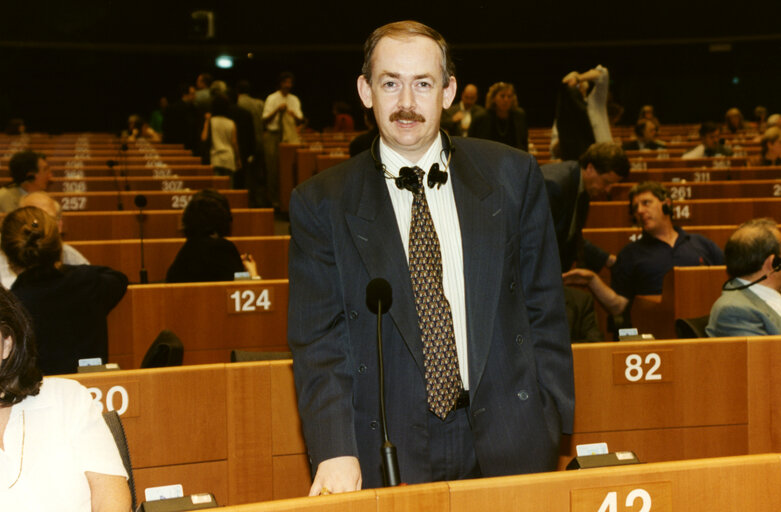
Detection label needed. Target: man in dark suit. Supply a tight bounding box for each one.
[440,83,485,137]
[541,142,629,272]
[288,21,573,495]
[622,119,666,151]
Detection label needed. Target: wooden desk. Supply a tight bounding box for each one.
[62,208,274,241]
[108,280,289,369]
[629,266,729,340]
[586,198,781,228]
[215,455,781,511]
[610,179,781,201]
[72,236,289,284]
[67,334,781,507]
[0,164,216,178]
[626,165,781,183]
[49,176,230,193]
[51,190,247,212]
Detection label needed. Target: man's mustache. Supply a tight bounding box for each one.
[390,110,425,123]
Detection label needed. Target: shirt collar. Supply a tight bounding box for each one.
[379,135,444,179]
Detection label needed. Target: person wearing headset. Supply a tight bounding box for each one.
[706,219,781,337]
[621,119,666,151]
[289,21,573,494]
[0,151,53,213]
[563,181,724,320]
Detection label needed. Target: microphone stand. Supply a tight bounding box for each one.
[135,195,149,284]
[107,160,124,211]
[376,297,400,487]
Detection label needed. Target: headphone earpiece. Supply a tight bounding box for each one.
[772,255,781,272]
[371,130,453,192]
[662,202,672,216]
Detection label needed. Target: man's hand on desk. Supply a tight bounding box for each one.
[309,456,362,496]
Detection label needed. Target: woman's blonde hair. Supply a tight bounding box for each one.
[485,82,518,111]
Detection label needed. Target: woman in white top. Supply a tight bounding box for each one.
[201,93,241,186]
[0,287,130,511]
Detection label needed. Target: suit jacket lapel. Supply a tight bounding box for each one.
[450,144,505,391]
[345,163,425,371]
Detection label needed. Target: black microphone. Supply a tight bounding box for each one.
[365,278,400,487]
[134,194,149,284]
[107,159,124,211]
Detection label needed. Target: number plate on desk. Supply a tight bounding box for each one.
[612,350,673,385]
[571,482,671,512]
[227,288,274,314]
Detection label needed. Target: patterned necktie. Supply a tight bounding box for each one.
[406,166,462,419]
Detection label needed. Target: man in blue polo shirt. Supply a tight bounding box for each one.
[562,181,724,317]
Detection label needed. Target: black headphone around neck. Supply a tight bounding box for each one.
[370,130,454,194]
[722,254,781,291]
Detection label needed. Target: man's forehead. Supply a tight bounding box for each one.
[632,191,657,203]
[371,35,442,74]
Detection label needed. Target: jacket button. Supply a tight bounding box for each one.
[516,334,524,345]
[369,420,378,430]
[517,390,529,401]
[358,364,367,374]
[349,310,359,320]
[509,281,516,292]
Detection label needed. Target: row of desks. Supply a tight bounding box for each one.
[585,197,781,228]
[61,208,274,241]
[70,333,781,506]
[47,190,247,212]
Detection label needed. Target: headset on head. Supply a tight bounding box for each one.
[723,254,781,291]
[370,130,454,193]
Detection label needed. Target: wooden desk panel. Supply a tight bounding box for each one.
[630,266,729,340]
[217,455,781,511]
[626,165,781,183]
[44,165,215,178]
[448,455,781,512]
[72,236,289,284]
[610,179,781,201]
[108,280,289,369]
[49,175,230,193]
[586,198,781,228]
[51,190,247,212]
[570,339,747,432]
[62,208,274,241]
[72,366,228,468]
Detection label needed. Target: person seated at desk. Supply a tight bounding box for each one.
[562,181,724,321]
[1,206,128,375]
[0,150,53,214]
[166,189,258,283]
[682,122,733,159]
[707,218,781,337]
[0,287,130,511]
[0,191,89,289]
[622,119,666,151]
[469,81,528,151]
[753,126,781,166]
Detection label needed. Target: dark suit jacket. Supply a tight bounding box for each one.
[288,136,574,488]
[541,161,609,272]
[469,108,529,151]
[441,103,486,137]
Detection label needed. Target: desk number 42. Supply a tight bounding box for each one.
[599,488,652,512]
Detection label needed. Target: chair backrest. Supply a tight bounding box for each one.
[103,410,136,511]
[230,350,292,362]
[675,315,710,339]
[141,330,184,368]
